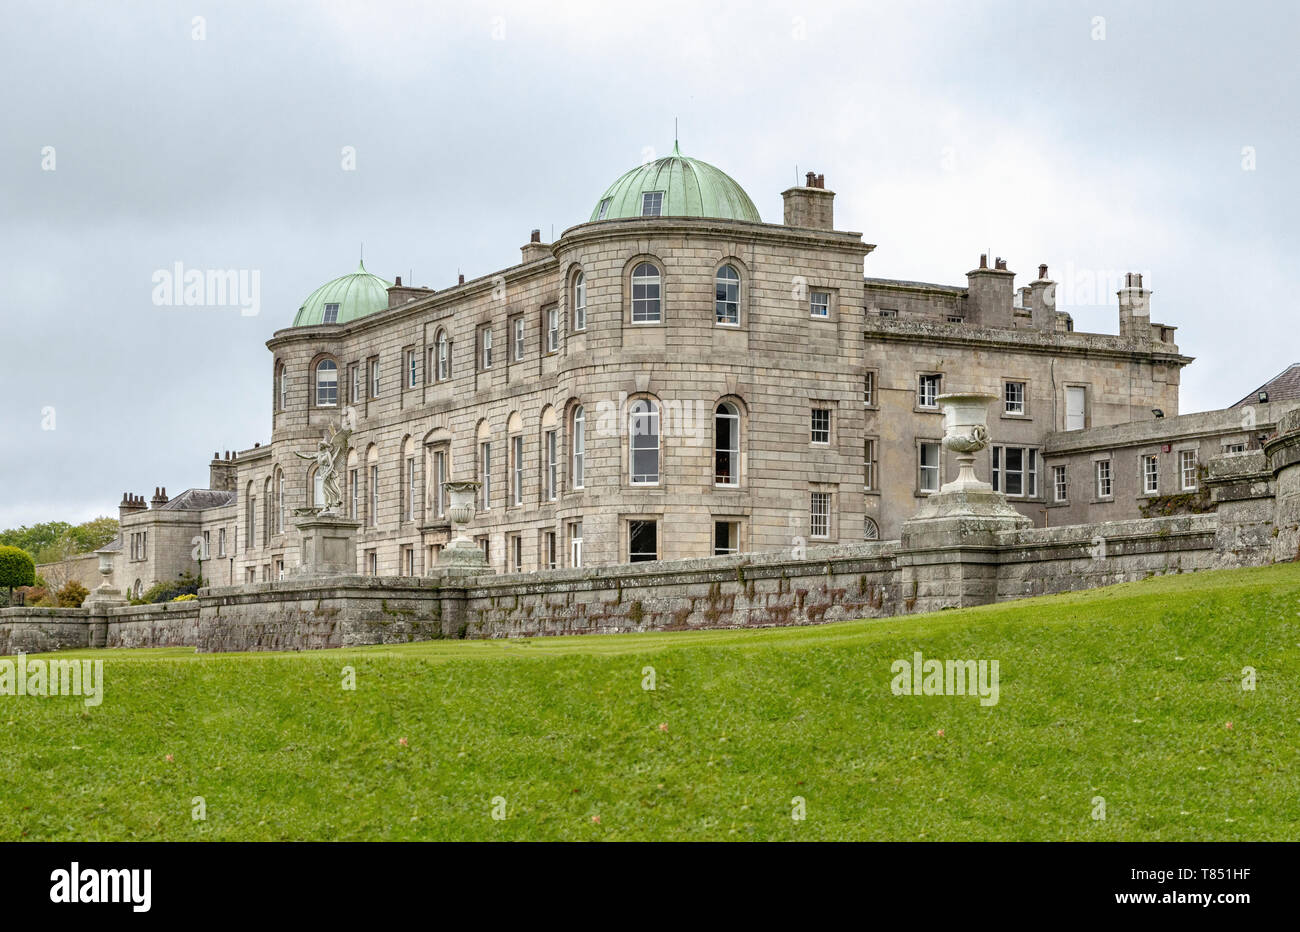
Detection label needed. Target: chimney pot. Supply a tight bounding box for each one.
[458,273,465,285]
[979,254,988,269]
[395,276,402,286]
[1038,264,1048,279]
[530,229,541,243]
[816,173,825,188]
[805,171,816,186]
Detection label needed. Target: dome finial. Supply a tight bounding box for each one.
[358,242,365,273]
[673,117,680,156]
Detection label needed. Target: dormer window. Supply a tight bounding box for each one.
[597,198,612,220]
[323,303,340,324]
[641,191,664,217]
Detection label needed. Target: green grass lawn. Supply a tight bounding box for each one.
[2,562,1298,841]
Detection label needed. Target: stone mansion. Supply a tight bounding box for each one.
[99,145,1292,595]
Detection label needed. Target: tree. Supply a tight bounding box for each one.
[0,545,36,602]
[57,580,90,608]
[69,517,119,553]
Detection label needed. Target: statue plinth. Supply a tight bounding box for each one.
[294,514,362,578]
[436,480,490,578]
[905,392,1032,531]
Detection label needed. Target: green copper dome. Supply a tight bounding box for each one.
[291,260,392,327]
[590,143,761,223]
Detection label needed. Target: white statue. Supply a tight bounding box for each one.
[294,411,353,514]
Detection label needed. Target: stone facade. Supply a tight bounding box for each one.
[88,153,1217,590]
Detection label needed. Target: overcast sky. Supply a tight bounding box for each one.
[1,0,1295,528]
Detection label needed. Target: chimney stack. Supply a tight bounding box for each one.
[120,492,147,520]
[210,452,238,492]
[1028,262,1056,332]
[458,273,465,285]
[521,230,550,262]
[964,253,1016,328]
[782,170,835,230]
[1117,271,1152,341]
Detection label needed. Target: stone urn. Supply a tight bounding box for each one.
[436,480,489,575]
[937,392,996,492]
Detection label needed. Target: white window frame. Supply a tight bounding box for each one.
[573,272,587,331]
[863,370,876,406]
[481,327,493,369]
[436,332,450,381]
[810,492,830,539]
[629,399,660,485]
[715,264,740,326]
[1095,459,1113,499]
[992,446,1039,498]
[864,437,878,491]
[1142,454,1159,495]
[434,451,447,518]
[1053,464,1068,503]
[631,263,662,324]
[407,456,417,521]
[322,302,339,324]
[569,520,583,568]
[480,441,492,510]
[369,464,378,526]
[571,406,585,489]
[513,317,525,361]
[919,441,942,493]
[1180,449,1198,491]
[369,359,380,399]
[315,360,338,407]
[811,408,831,445]
[640,191,664,217]
[810,291,830,318]
[715,403,740,487]
[918,374,941,409]
[547,306,560,352]
[545,429,558,501]
[511,435,524,506]
[1004,381,1026,415]
[407,349,419,388]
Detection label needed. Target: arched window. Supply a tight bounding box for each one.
[275,468,284,534]
[573,271,587,331]
[315,359,338,407]
[631,262,661,324]
[715,403,740,486]
[864,517,880,541]
[275,363,287,411]
[436,330,450,381]
[629,399,660,484]
[571,405,585,489]
[715,265,740,326]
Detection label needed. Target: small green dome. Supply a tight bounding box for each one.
[590,143,761,223]
[291,260,392,327]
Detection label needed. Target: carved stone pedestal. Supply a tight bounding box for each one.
[294,514,362,578]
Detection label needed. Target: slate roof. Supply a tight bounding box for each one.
[158,488,237,511]
[1232,363,1300,407]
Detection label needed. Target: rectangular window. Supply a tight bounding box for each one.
[407,349,419,388]
[434,451,447,518]
[919,441,941,492]
[1065,386,1086,431]
[1053,464,1068,503]
[1180,449,1198,490]
[629,520,658,562]
[1004,381,1026,415]
[714,520,740,556]
[511,435,524,506]
[1142,454,1159,494]
[810,408,831,445]
[513,317,525,361]
[572,408,585,489]
[544,531,557,570]
[1095,459,1113,498]
[349,364,360,403]
[510,534,523,573]
[545,430,558,501]
[480,441,492,509]
[481,327,493,369]
[369,359,380,399]
[403,546,415,577]
[369,465,378,526]
[547,307,560,352]
[863,370,876,406]
[810,291,830,318]
[569,520,583,568]
[640,191,663,216]
[992,446,1038,497]
[407,456,417,521]
[218,528,226,557]
[630,404,660,484]
[350,469,358,520]
[879,308,898,318]
[367,551,378,576]
[1223,442,1247,454]
[918,374,941,408]
[323,302,339,324]
[810,492,830,538]
[864,437,878,490]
